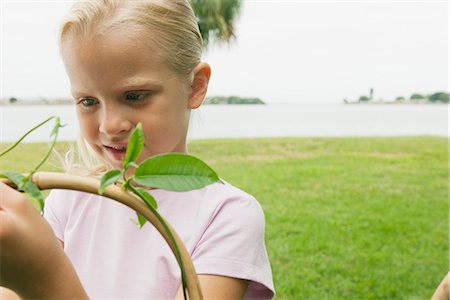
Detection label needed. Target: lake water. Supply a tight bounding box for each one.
[1,103,448,143]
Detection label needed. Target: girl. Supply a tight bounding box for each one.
[0,0,274,299]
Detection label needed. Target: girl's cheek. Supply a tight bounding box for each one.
[78,116,97,134]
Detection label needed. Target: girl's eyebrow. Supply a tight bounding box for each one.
[70,79,165,97]
[119,78,164,90]
[70,90,89,98]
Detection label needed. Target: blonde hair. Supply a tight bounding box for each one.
[59,0,203,175]
[59,135,112,177]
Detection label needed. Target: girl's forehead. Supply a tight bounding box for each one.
[63,27,167,67]
[71,26,160,52]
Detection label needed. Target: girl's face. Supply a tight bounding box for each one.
[62,29,194,169]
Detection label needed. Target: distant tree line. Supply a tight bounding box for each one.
[357,91,449,103]
[204,96,265,105]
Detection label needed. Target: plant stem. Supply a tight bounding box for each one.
[21,117,61,187]
[127,184,188,300]
[0,116,56,157]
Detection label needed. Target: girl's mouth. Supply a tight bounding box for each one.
[104,145,127,161]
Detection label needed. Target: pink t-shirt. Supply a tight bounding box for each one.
[44,181,275,299]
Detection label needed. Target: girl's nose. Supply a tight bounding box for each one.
[99,106,133,137]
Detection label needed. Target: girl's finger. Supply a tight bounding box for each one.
[0,182,27,210]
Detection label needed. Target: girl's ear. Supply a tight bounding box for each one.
[188,62,211,109]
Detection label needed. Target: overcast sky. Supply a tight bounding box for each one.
[1,0,448,103]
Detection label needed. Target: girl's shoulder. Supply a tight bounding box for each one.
[150,180,264,218]
[154,179,256,202]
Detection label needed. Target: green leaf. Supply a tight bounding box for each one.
[99,169,122,194]
[129,214,147,228]
[134,153,221,191]
[1,171,24,187]
[133,187,158,210]
[136,212,147,228]
[123,123,144,168]
[1,171,44,212]
[22,182,44,212]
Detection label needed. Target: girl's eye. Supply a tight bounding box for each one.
[79,98,98,107]
[125,92,148,102]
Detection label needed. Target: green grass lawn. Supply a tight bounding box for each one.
[1,137,448,299]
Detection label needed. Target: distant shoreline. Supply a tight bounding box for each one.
[0,99,447,106]
[0,102,447,106]
[343,100,445,105]
[0,99,73,106]
[344,91,449,104]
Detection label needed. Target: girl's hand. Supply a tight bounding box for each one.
[431,272,449,300]
[0,182,88,299]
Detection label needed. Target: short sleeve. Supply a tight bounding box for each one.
[43,189,66,241]
[191,194,275,299]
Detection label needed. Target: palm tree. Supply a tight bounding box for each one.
[189,0,242,47]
